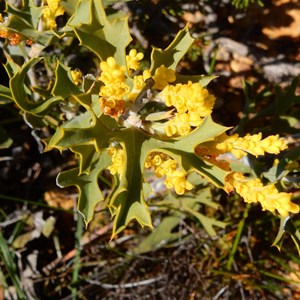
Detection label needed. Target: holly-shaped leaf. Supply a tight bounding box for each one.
[150,24,194,72]
[57,151,111,226]
[10,58,63,115]
[107,130,153,237]
[263,146,300,183]
[70,144,98,175]
[272,216,300,255]
[67,0,132,65]
[51,61,82,99]
[0,126,13,149]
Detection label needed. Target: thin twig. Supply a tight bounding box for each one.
[85,275,166,289]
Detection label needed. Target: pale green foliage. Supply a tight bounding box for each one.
[1,0,230,237]
[1,0,299,245]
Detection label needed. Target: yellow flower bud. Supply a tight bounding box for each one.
[153,65,176,90]
[42,0,64,29]
[126,49,144,71]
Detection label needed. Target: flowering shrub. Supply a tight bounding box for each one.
[0,0,299,245]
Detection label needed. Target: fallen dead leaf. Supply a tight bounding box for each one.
[44,189,75,210]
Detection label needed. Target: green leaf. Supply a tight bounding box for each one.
[263,146,300,183]
[67,0,132,65]
[275,76,300,117]
[185,206,226,236]
[143,116,230,187]
[6,0,42,29]
[181,153,229,188]
[3,55,20,79]
[102,0,136,5]
[70,144,98,175]
[161,115,230,152]
[50,114,229,234]
[51,61,82,99]
[133,214,182,254]
[144,188,226,245]
[175,74,217,87]
[0,85,13,104]
[47,113,113,152]
[150,24,194,71]
[272,217,300,255]
[10,58,63,115]
[0,231,27,299]
[108,129,153,237]
[0,126,13,149]
[174,190,227,236]
[57,151,111,226]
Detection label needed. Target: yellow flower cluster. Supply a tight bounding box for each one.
[98,53,179,117]
[107,147,125,177]
[145,152,193,195]
[98,57,130,117]
[42,0,65,30]
[99,57,126,86]
[197,132,287,162]
[213,132,287,159]
[98,52,178,122]
[162,81,215,137]
[100,97,126,118]
[226,173,299,217]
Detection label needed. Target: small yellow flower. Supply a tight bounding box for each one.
[153,65,176,90]
[98,57,130,111]
[126,70,151,101]
[165,113,192,137]
[99,57,126,85]
[164,170,193,195]
[126,49,144,71]
[100,82,130,99]
[71,69,82,85]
